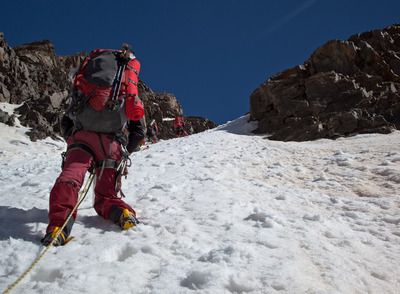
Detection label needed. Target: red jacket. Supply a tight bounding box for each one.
[174,117,184,129]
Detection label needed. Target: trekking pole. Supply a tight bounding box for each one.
[3,172,95,294]
[109,43,132,109]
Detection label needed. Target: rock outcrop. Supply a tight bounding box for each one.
[0,33,216,141]
[249,24,400,141]
[138,83,217,139]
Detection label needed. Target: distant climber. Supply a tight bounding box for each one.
[174,116,188,138]
[146,118,159,143]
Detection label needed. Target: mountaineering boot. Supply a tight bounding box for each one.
[119,209,140,230]
[41,227,67,246]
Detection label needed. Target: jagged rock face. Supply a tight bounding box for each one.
[0,33,216,141]
[249,24,400,141]
[0,34,80,140]
[137,82,217,139]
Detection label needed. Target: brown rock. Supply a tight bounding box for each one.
[0,33,217,141]
[250,24,400,141]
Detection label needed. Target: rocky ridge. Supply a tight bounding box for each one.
[249,24,400,141]
[0,33,217,141]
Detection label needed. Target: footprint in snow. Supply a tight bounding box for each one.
[244,210,274,228]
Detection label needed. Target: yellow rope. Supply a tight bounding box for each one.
[3,173,95,294]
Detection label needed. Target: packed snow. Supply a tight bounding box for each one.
[0,102,399,294]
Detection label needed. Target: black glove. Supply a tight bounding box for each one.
[126,117,146,153]
[60,114,74,141]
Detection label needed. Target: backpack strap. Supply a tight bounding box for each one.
[96,133,117,180]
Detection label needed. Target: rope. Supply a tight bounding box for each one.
[3,172,95,294]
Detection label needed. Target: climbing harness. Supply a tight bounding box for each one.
[4,172,95,294]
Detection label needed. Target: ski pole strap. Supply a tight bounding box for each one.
[67,142,95,159]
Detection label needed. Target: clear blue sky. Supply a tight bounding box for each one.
[1,0,399,125]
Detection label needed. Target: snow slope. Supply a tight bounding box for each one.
[1,103,399,293]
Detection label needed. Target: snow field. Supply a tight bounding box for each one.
[0,112,399,293]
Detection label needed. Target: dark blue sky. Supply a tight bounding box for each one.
[1,0,399,125]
